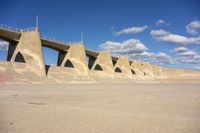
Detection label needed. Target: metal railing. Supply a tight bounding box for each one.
[40,35,69,44]
[41,35,82,45]
[0,24,82,45]
[0,24,21,32]
[0,24,36,33]
[21,27,36,32]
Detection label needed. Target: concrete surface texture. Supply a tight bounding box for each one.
[9,31,46,77]
[114,57,132,79]
[89,51,115,78]
[0,27,200,83]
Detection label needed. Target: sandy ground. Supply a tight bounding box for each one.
[0,83,200,133]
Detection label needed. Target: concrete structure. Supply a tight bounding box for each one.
[89,51,115,78]
[0,23,200,82]
[113,57,132,79]
[57,43,88,77]
[9,30,46,77]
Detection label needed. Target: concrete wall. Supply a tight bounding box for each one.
[89,51,115,78]
[114,57,132,79]
[9,31,46,77]
[56,44,88,77]
[1,29,200,82]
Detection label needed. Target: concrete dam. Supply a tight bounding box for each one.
[0,24,200,83]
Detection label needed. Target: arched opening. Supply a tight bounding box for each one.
[64,59,74,68]
[115,67,122,73]
[131,69,136,74]
[15,52,25,63]
[94,64,103,71]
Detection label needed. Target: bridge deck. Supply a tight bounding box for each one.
[0,27,119,61]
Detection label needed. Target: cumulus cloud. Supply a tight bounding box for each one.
[129,51,172,65]
[171,47,200,64]
[99,38,174,65]
[171,47,188,53]
[99,39,148,55]
[193,66,200,70]
[114,25,148,36]
[155,19,166,26]
[0,40,9,51]
[151,29,200,45]
[186,20,200,35]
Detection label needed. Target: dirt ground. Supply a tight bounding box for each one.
[0,83,200,133]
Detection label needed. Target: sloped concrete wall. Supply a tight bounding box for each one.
[56,44,89,77]
[131,61,145,79]
[10,31,46,77]
[89,51,115,78]
[114,57,132,79]
[0,62,51,84]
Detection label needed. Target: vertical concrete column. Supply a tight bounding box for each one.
[7,41,17,61]
[114,57,132,78]
[58,44,89,76]
[88,56,96,69]
[10,31,46,77]
[90,51,115,77]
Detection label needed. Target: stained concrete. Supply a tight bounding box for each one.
[89,51,115,78]
[52,44,89,78]
[9,31,46,77]
[1,26,200,82]
[114,57,132,79]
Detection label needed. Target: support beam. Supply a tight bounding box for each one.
[89,51,115,78]
[7,41,17,61]
[114,57,132,79]
[57,44,88,77]
[10,31,46,77]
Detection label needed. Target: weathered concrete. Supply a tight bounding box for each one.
[1,25,200,82]
[89,51,115,78]
[114,57,132,79]
[56,44,88,77]
[10,31,46,77]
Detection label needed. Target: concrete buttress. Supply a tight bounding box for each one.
[10,30,46,77]
[90,51,115,78]
[57,44,88,77]
[114,57,132,79]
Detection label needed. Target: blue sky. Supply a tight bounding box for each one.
[0,0,200,70]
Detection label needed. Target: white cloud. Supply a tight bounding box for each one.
[186,20,200,35]
[129,51,172,65]
[0,40,9,51]
[171,47,188,53]
[171,47,200,64]
[156,19,165,26]
[99,38,173,65]
[193,66,200,70]
[114,25,148,36]
[151,29,200,45]
[99,39,148,55]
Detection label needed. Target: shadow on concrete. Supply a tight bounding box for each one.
[45,65,51,76]
[94,64,103,71]
[131,69,136,74]
[15,52,25,63]
[115,67,122,73]
[64,59,74,68]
